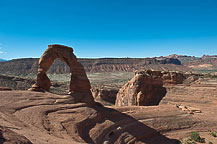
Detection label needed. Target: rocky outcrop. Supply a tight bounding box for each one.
[115,70,186,106]
[91,88,118,105]
[29,44,91,93]
[162,71,186,84]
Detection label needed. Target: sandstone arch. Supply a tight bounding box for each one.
[29,44,91,93]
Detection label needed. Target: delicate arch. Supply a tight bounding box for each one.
[29,44,91,93]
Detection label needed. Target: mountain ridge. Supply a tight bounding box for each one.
[0,58,7,62]
[0,54,217,76]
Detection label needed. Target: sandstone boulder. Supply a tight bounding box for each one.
[115,70,186,106]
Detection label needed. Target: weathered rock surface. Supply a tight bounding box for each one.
[29,44,91,94]
[115,70,186,106]
[91,88,118,105]
[161,71,186,85]
[160,77,217,142]
[0,90,197,144]
[0,126,32,144]
[0,77,217,143]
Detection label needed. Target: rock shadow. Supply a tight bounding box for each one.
[148,87,167,106]
[0,131,6,144]
[78,104,179,144]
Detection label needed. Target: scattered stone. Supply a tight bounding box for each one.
[176,104,202,114]
[117,127,122,131]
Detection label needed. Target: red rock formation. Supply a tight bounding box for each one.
[91,88,118,105]
[29,44,91,94]
[162,71,186,84]
[115,70,186,106]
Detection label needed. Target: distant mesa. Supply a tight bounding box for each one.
[1,54,217,75]
[0,55,184,75]
[165,54,189,59]
[157,57,182,65]
[202,54,217,59]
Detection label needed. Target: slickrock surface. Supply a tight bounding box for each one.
[0,126,32,144]
[0,77,217,143]
[115,70,185,106]
[0,90,198,144]
[160,78,217,143]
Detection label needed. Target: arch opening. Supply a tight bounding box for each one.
[29,44,91,94]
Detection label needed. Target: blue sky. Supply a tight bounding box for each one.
[0,0,217,60]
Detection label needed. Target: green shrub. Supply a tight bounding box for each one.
[190,132,205,143]
[209,131,216,137]
[179,138,196,144]
[210,75,217,79]
[208,142,213,144]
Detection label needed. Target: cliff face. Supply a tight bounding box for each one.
[0,58,39,75]
[0,58,183,76]
[1,55,217,76]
